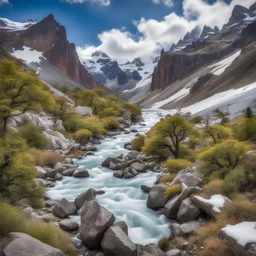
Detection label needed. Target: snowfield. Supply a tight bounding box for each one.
[209,50,241,76]
[12,47,45,64]
[0,18,37,32]
[221,222,256,247]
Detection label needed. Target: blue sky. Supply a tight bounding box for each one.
[0,0,254,61]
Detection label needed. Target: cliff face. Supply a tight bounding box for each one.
[21,14,98,89]
[151,45,234,91]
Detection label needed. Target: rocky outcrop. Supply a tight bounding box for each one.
[3,232,64,256]
[20,14,98,89]
[80,200,115,249]
[75,106,93,117]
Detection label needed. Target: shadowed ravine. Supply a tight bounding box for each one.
[47,109,171,245]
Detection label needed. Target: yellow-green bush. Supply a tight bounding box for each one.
[0,201,26,236]
[158,238,171,252]
[98,107,122,118]
[25,220,77,256]
[160,173,176,184]
[164,159,194,173]
[235,116,256,141]
[81,117,106,135]
[17,122,48,149]
[123,102,142,121]
[75,129,93,144]
[131,134,146,151]
[0,202,77,255]
[101,117,120,131]
[165,184,182,199]
[29,148,63,168]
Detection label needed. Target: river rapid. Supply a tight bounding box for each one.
[48,109,171,245]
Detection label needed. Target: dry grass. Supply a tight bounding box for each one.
[160,174,176,184]
[198,237,228,256]
[67,151,85,158]
[200,180,223,198]
[29,148,63,168]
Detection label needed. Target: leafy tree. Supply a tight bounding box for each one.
[0,60,54,136]
[17,122,48,149]
[191,116,203,125]
[0,133,44,205]
[213,109,230,125]
[235,116,256,141]
[165,159,194,173]
[131,134,146,151]
[143,116,198,160]
[69,92,80,107]
[245,107,254,118]
[204,124,233,144]
[55,96,69,112]
[123,103,142,121]
[101,117,120,131]
[198,139,249,178]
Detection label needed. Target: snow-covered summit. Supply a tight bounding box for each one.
[0,18,37,32]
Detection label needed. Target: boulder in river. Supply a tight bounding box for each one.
[130,163,147,172]
[73,168,89,178]
[59,219,79,231]
[147,185,168,209]
[53,199,76,218]
[74,189,96,209]
[101,226,137,256]
[80,200,115,249]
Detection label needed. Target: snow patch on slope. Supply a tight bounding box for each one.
[12,47,45,64]
[209,50,241,76]
[221,222,256,247]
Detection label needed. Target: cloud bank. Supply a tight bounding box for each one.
[62,0,110,6]
[77,0,256,62]
[0,0,10,5]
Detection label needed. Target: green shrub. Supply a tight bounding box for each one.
[101,117,120,131]
[98,107,122,118]
[131,134,146,151]
[165,184,182,199]
[235,116,256,141]
[29,148,63,168]
[165,159,194,173]
[160,174,176,184]
[158,238,171,252]
[123,103,142,121]
[17,122,48,149]
[75,129,93,144]
[0,201,26,236]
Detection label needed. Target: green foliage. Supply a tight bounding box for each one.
[204,124,233,144]
[191,116,203,125]
[235,116,256,141]
[29,148,63,168]
[213,109,230,125]
[0,60,54,136]
[143,116,198,160]
[74,129,93,144]
[198,139,249,178]
[123,103,142,121]
[165,159,194,173]
[160,173,176,184]
[0,133,44,205]
[101,117,120,131]
[0,201,77,255]
[158,238,171,252]
[17,122,48,149]
[98,107,122,118]
[0,201,26,236]
[131,134,146,151]
[165,184,182,199]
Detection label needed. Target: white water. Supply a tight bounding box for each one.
[47,109,171,245]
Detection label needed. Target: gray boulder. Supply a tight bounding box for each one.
[3,232,64,256]
[62,168,75,176]
[114,221,128,235]
[113,170,124,178]
[164,183,201,219]
[59,219,79,231]
[53,199,76,218]
[137,244,165,256]
[73,168,89,178]
[85,144,97,152]
[46,169,57,179]
[75,106,93,117]
[147,185,168,209]
[74,189,96,209]
[35,166,47,178]
[54,162,65,173]
[171,168,202,187]
[54,173,63,181]
[102,157,123,168]
[62,158,72,165]
[170,221,200,236]
[177,198,201,223]
[80,200,115,249]
[130,163,147,172]
[101,226,137,256]
[166,249,181,256]
[141,185,152,193]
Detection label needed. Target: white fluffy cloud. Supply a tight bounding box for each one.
[0,0,10,5]
[77,0,256,62]
[63,0,110,6]
[152,0,173,8]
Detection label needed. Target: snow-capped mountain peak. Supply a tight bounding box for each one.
[0,18,37,32]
